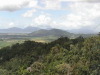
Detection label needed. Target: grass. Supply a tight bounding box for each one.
[0,40,23,49]
[0,36,58,48]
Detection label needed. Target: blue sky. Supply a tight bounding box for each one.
[0,0,100,33]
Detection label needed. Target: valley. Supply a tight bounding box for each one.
[0,29,97,48]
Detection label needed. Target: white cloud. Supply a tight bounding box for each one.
[28,0,38,8]
[0,0,99,12]
[58,0,82,1]
[41,0,61,10]
[8,22,15,27]
[58,0,99,1]
[0,0,100,33]
[32,2,100,32]
[53,2,100,30]
[23,2,100,32]
[0,0,38,11]
[33,14,52,27]
[22,9,36,17]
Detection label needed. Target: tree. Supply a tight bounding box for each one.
[55,63,72,75]
[98,32,100,36]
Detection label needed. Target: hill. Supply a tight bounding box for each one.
[29,29,74,38]
[0,28,97,44]
[0,26,40,33]
[28,29,96,38]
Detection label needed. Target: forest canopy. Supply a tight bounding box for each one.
[0,36,100,75]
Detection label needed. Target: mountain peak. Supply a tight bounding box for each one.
[29,29,73,37]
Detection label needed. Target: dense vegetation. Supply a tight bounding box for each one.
[0,36,100,75]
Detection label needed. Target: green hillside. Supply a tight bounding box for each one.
[29,29,96,38]
[28,29,74,38]
[0,36,100,75]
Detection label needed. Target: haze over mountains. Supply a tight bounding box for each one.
[0,26,40,33]
[68,27,95,34]
[28,29,74,37]
[0,28,96,40]
[0,26,97,34]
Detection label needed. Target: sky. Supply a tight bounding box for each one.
[0,0,100,33]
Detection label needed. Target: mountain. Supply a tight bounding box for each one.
[29,29,74,38]
[0,26,40,33]
[28,29,97,38]
[68,27,95,34]
[0,27,96,39]
[24,26,40,32]
[0,27,22,33]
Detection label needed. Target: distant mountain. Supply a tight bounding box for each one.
[0,27,22,33]
[68,27,95,34]
[23,26,40,33]
[0,26,40,33]
[28,29,74,38]
[0,28,97,39]
[28,29,97,38]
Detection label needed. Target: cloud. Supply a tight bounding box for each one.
[0,0,62,11]
[31,2,100,32]
[0,0,99,12]
[22,9,36,17]
[70,2,100,27]
[0,22,15,29]
[53,2,100,30]
[28,0,38,8]
[0,0,38,11]
[8,22,15,27]
[33,14,52,27]
[0,0,100,33]
[58,0,100,2]
[41,0,61,10]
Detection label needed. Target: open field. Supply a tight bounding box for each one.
[0,40,23,49]
[0,36,58,48]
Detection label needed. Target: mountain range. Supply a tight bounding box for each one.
[0,26,97,34]
[28,29,97,38]
[28,29,74,37]
[0,26,40,33]
[0,28,97,40]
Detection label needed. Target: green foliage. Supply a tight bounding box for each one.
[31,61,45,73]
[0,36,99,75]
[0,69,10,75]
[55,63,72,75]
